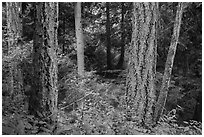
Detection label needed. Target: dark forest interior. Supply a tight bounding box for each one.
[2,2,202,135]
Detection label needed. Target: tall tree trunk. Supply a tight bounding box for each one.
[75,2,85,77]
[154,2,185,122]
[6,2,22,41]
[193,90,202,122]
[117,2,125,69]
[126,2,158,127]
[106,2,111,70]
[63,16,66,54]
[31,2,58,123]
[183,50,189,77]
[6,2,22,97]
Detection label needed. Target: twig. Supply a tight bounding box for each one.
[60,91,98,110]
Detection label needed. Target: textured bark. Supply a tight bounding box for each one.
[31,2,58,123]
[154,2,185,122]
[126,2,158,127]
[75,2,85,77]
[63,16,66,54]
[117,2,125,69]
[106,2,112,69]
[6,2,22,97]
[6,2,22,43]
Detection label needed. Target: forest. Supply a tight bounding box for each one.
[1,2,202,135]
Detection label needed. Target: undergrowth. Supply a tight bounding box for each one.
[2,70,202,135]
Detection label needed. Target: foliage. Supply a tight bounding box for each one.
[2,2,202,135]
[2,61,202,135]
[2,40,33,96]
[157,2,202,77]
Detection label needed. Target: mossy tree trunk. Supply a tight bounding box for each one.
[31,2,58,123]
[154,2,185,122]
[126,2,158,127]
[75,2,85,77]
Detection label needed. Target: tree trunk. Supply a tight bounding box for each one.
[6,2,22,42]
[106,2,111,70]
[154,2,185,122]
[75,2,85,77]
[183,50,189,77]
[193,90,202,122]
[126,2,158,127]
[6,2,22,97]
[31,2,58,123]
[117,2,125,69]
[63,16,66,54]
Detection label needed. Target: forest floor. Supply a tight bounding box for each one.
[2,70,202,135]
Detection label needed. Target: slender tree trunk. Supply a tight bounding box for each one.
[183,50,189,77]
[193,90,202,122]
[106,2,111,70]
[63,16,66,54]
[31,2,58,123]
[15,2,23,95]
[75,2,85,77]
[126,2,158,127]
[154,2,185,122]
[117,2,125,69]
[6,2,22,97]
